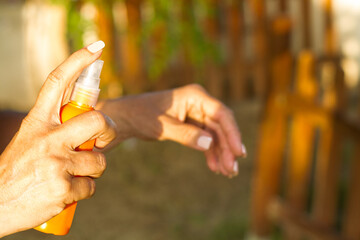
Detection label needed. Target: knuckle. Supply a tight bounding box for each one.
[70,49,87,63]
[102,114,117,141]
[187,83,205,93]
[88,179,96,197]
[47,68,65,85]
[96,153,107,173]
[89,111,107,129]
[53,178,72,201]
[216,104,233,119]
[181,127,197,144]
[225,107,235,117]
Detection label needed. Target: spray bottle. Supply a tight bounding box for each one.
[34,60,104,235]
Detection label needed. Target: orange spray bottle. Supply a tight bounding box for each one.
[34,60,104,235]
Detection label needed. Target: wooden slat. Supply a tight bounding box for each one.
[250,95,288,236]
[250,34,292,237]
[96,0,122,98]
[322,0,337,56]
[312,122,342,237]
[203,0,223,99]
[227,0,247,100]
[248,0,268,99]
[301,0,311,49]
[122,0,144,94]
[312,53,346,240]
[342,146,360,240]
[178,0,195,86]
[342,82,360,239]
[285,51,318,240]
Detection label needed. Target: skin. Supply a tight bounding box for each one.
[97,84,246,176]
[0,42,245,237]
[0,46,116,237]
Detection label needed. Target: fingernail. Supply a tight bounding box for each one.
[233,161,239,173]
[197,136,212,150]
[242,144,247,157]
[87,40,105,53]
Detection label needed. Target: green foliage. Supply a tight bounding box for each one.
[140,0,222,79]
[50,0,222,80]
[66,3,86,51]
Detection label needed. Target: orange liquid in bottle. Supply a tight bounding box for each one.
[34,101,95,235]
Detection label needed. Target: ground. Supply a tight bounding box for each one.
[3,100,261,240]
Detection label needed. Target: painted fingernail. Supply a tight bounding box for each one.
[87,40,105,53]
[242,144,247,157]
[233,161,239,173]
[197,136,212,150]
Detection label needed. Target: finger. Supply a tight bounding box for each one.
[158,115,213,151]
[204,117,236,175]
[33,41,105,117]
[189,90,244,157]
[65,177,96,204]
[204,148,219,173]
[66,151,106,178]
[206,104,244,156]
[57,110,116,150]
[217,154,229,176]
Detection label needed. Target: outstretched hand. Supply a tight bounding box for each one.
[0,42,116,237]
[98,84,246,177]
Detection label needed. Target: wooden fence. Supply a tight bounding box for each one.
[74,0,273,99]
[250,0,360,239]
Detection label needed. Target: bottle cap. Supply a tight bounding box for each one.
[70,60,104,107]
[77,60,104,89]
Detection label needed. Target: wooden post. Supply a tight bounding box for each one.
[285,51,318,240]
[178,0,195,86]
[312,58,345,239]
[312,0,342,228]
[122,0,144,94]
[250,0,292,234]
[301,0,311,49]
[342,146,360,240]
[342,88,360,240]
[250,94,288,237]
[250,12,292,237]
[312,119,342,232]
[96,0,122,98]
[322,0,337,56]
[203,0,223,99]
[248,0,268,99]
[226,0,246,101]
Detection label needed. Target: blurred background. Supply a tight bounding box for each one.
[1,0,360,239]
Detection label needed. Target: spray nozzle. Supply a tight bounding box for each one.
[70,60,104,107]
[77,60,104,89]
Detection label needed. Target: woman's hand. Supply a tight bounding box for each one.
[98,84,245,177]
[0,41,116,237]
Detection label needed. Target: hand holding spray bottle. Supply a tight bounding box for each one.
[34,59,104,235]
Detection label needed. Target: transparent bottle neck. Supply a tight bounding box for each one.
[70,83,100,107]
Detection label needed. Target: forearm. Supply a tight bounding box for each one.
[96,98,134,147]
[0,111,26,153]
[96,91,170,148]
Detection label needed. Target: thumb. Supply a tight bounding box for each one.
[159,115,213,151]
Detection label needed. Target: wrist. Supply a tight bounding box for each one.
[96,99,134,144]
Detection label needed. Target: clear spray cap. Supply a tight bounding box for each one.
[70,60,104,107]
[77,60,104,89]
